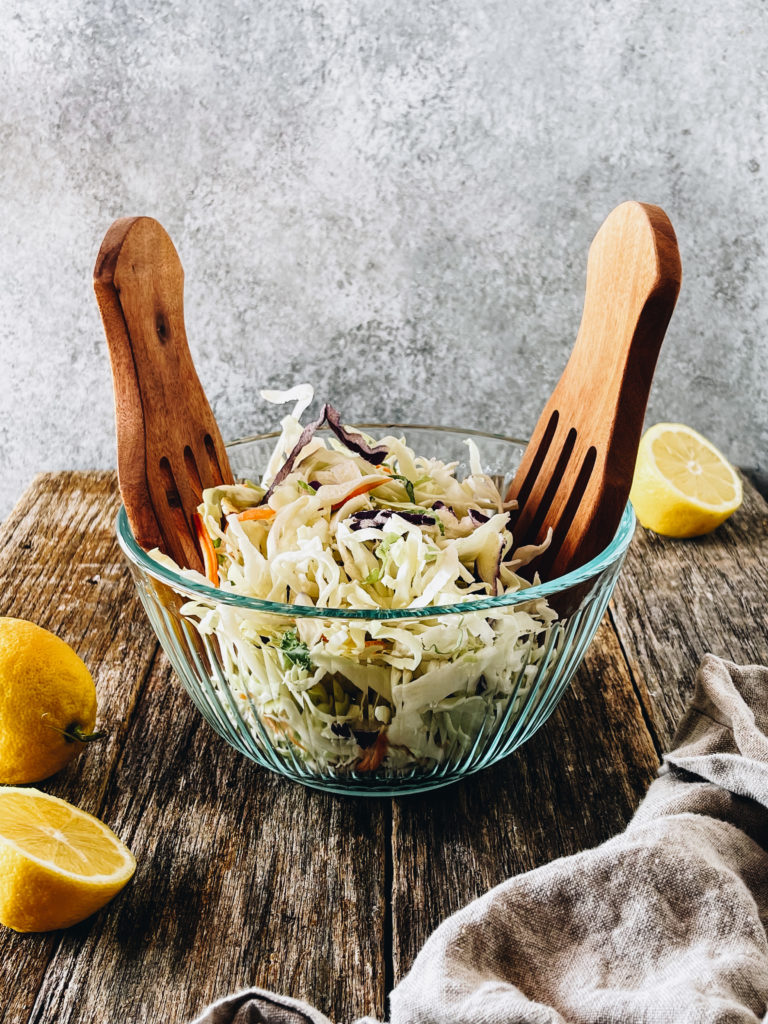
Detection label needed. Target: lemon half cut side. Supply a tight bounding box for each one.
[629,423,743,538]
[0,787,136,932]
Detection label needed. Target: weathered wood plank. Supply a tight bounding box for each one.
[4,472,764,1021]
[27,648,388,1024]
[391,617,660,982]
[609,475,768,751]
[0,473,388,1024]
[0,472,159,1024]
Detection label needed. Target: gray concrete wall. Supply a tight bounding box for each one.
[1,1,766,517]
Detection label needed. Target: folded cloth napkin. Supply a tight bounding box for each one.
[190,656,768,1024]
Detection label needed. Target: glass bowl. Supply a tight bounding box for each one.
[116,425,635,796]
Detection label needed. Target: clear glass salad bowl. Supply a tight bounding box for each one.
[116,425,635,796]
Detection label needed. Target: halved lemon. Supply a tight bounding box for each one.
[0,787,136,932]
[630,423,742,538]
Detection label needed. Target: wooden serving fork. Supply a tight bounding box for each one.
[506,201,682,580]
[94,217,234,574]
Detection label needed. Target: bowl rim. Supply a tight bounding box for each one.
[115,422,636,620]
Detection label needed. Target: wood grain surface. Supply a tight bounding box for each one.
[609,476,768,751]
[0,471,765,1023]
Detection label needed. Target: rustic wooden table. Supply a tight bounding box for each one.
[1,472,766,1024]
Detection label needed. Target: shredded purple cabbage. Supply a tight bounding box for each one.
[348,509,438,531]
[325,406,389,465]
[260,404,328,503]
[469,509,491,525]
[260,404,390,504]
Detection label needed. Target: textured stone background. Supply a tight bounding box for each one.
[1,1,766,517]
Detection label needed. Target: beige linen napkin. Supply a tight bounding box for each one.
[190,656,768,1024]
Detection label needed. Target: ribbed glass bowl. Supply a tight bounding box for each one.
[116,425,634,796]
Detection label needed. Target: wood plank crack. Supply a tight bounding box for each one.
[606,603,665,761]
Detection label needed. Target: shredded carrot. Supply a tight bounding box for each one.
[263,716,307,752]
[192,512,219,586]
[331,478,388,511]
[237,506,276,522]
[357,731,388,772]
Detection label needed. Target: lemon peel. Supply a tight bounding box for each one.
[0,617,103,784]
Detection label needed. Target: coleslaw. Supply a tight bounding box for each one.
[153,386,559,774]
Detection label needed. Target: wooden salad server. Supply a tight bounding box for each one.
[94,217,234,574]
[506,201,682,580]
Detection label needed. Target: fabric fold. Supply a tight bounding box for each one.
[191,656,768,1024]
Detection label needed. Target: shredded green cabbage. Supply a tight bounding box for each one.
[153,386,558,774]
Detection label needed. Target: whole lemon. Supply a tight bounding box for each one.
[0,618,102,784]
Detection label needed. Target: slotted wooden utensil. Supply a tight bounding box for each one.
[506,201,682,580]
[94,203,680,586]
[94,217,234,574]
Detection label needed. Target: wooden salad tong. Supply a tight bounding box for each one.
[506,201,682,580]
[94,203,681,589]
[94,217,234,575]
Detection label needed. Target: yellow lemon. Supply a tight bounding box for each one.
[630,423,743,537]
[0,618,103,784]
[0,787,136,931]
